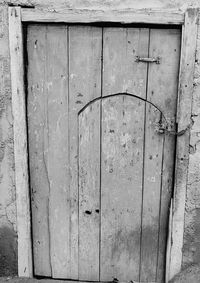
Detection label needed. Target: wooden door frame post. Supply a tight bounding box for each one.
[166,8,198,282]
[9,7,33,277]
[9,6,198,280]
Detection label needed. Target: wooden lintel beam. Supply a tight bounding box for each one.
[21,8,184,25]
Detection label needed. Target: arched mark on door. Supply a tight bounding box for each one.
[78,93,171,282]
[78,92,167,124]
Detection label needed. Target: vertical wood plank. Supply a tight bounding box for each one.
[78,101,100,281]
[147,29,181,283]
[140,28,181,282]
[45,25,70,278]
[103,27,149,98]
[101,27,148,281]
[140,105,165,282]
[27,25,52,276]
[100,95,145,282]
[68,26,102,280]
[169,9,198,281]
[9,7,33,277]
[101,28,149,281]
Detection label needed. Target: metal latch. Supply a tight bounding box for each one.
[155,120,194,136]
[135,56,161,64]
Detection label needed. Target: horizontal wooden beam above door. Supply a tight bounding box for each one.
[21,8,184,25]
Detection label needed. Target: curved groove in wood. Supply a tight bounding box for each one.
[78,92,165,119]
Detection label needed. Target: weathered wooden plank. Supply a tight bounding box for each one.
[166,200,173,283]
[140,104,164,282]
[103,27,149,97]
[169,8,198,281]
[21,8,184,25]
[78,100,101,281]
[68,26,102,280]
[27,25,52,276]
[9,7,33,278]
[100,95,145,281]
[44,25,70,278]
[101,28,148,281]
[146,28,181,283]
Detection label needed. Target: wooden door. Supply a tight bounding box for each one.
[27,24,181,282]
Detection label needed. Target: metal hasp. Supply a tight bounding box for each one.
[135,56,161,64]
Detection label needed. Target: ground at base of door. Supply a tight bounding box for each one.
[0,278,67,283]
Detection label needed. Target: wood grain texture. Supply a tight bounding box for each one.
[166,200,173,283]
[27,25,52,277]
[169,8,198,281]
[28,24,72,278]
[140,104,165,282]
[101,28,149,281]
[26,23,185,281]
[44,25,70,278]
[68,26,102,280]
[9,7,33,278]
[100,95,145,282]
[28,25,102,279]
[103,27,149,97]
[78,101,101,281]
[147,28,181,282]
[21,8,184,25]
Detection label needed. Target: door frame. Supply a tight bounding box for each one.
[8,6,198,281]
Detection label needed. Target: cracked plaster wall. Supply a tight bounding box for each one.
[0,0,200,277]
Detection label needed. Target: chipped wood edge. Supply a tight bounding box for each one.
[167,8,199,282]
[9,6,33,277]
[21,8,184,24]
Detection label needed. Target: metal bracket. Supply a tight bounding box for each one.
[135,56,161,64]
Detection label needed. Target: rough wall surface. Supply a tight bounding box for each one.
[0,6,17,277]
[182,23,200,268]
[0,0,200,278]
[0,0,200,10]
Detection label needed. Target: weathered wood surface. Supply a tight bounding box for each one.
[140,104,165,282]
[68,26,102,280]
[44,26,70,278]
[166,200,173,283]
[9,7,33,278]
[103,27,149,97]
[79,101,101,280]
[101,27,148,281]
[28,25,70,278]
[169,8,198,281]
[140,29,181,282]
[27,25,52,277]
[27,24,181,282]
[147,29,181,283]
[21,8,184,24]
[28,25,102,279]
[101,95,145,281]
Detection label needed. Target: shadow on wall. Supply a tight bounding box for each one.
[0,226,17,276]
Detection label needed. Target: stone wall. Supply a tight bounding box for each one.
[0,0,200,277]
